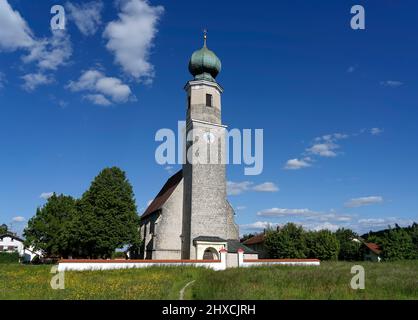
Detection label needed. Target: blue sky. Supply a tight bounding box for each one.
[0,0,417,236]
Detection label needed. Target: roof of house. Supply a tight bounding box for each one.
[243,233,265,245]
[141,170,183,220]
[227,240,258,254]
[364,242,382,255]
[0,233,24,242]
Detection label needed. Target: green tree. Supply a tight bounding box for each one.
[306,230,340,261]
[0,224,8,234]
[240,233,256,242]
[78,167,140,258]
[265,223,307,259]
[24,194,78,258]
[381,228,416,261]
[335,228,361,261]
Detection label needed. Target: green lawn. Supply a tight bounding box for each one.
[1,261,417,300]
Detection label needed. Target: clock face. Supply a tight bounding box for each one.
[203,132,216,144]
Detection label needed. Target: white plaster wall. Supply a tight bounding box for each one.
[241,261,320,267]
[0,237,24,255]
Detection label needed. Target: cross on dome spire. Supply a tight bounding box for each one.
[203,29,207,47]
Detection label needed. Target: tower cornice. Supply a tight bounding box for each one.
[184,79,224,93]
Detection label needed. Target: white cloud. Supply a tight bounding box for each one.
[380,80,403,88]
[84,94,112,106]
[66,1,103,36]
[0,0,34,51]
[371,128,384,136]
[252,182,279,192]
[0,1,72,92]
[227,181,252,196]
[227,181,279,195]
[67,69,134,105]
[284,158,312,170]
[240,221,279,231]
[307,142,339,157]
[345,196,384,208]
[303,222,340,232]
[355,217,414,233]
[103,0,164,81]
[236,206,247,210]
[257,208,317,217]
[22,31,72,71]
[256,208,353,226]
[21,73,54,91]
[308,133,349,157]
[40,192,54,200]
[12,216,25,223]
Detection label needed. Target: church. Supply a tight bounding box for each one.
[139,34,258,261]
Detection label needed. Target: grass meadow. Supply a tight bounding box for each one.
[1,261,417,300]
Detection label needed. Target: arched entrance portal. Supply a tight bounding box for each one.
[203,247,219,260]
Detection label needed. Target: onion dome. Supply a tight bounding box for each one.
[188,31,222,82]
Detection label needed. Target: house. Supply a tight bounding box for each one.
[362,242,382,262]
[0,233,42,262]
[243,233,269,258]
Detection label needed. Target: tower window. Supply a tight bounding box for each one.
[206,94,213,107]
[188,95,191,109]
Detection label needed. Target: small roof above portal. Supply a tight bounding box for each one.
[193,236,227,243]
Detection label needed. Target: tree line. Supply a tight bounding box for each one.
[258,222,418,261]
[23,167,141,259]
[363,223,418,261]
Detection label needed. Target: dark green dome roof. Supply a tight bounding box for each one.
[188,39,221,82]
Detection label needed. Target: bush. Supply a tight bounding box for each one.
[112,251,126,259]
[265,223,307,259]
[0,252,20,264]
[335,228,361,261]
[381,228,416,261]
[306,230,340,261]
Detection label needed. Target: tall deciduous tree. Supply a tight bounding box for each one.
[381,228,416,261]
[24,194,78,258]
[306,230,340,261]
[265,223,307,259]
[335,228,361,261]
[78,167,140,258]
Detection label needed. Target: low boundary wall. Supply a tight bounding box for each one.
[57,249,320,272]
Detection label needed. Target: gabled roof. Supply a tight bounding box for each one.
[243,233,265,245]
[141,170,183,220]
[227,240,258,254]
[364,242,382,255]
[0,233,24,242]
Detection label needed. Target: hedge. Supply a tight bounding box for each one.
[0,252,20,264]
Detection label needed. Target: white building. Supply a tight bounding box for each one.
[0,233,42,262]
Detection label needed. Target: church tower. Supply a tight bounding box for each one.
[181,33,239,259]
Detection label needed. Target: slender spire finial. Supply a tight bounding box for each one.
[203,28,207,47]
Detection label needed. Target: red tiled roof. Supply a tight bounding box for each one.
[141,170,183,219]
[364,242,382,255]
[243,233,265,245]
